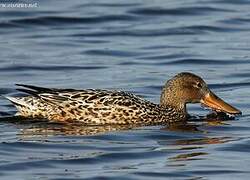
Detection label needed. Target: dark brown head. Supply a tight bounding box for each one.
[160,72,241,115]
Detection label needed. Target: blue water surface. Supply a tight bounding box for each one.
[0,0,250,179]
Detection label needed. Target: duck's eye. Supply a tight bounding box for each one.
[196,82,202,88]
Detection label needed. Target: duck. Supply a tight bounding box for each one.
[5,72,241,125]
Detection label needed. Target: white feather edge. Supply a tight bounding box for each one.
[3,96,35,115]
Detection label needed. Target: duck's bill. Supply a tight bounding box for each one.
[201,91,242,115]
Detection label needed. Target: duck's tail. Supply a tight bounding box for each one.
[3,96,33,116]
[4,96,21,104]
[3,84,48,113]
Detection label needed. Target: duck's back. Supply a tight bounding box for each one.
[6,85,163,125]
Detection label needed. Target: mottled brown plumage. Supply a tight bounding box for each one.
[5,72,241,125]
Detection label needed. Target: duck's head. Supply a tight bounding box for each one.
[160,72,241,115]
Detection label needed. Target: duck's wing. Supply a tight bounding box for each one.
[16,84,95,104]
[16,84,55,94]
[16,84,78,95]
[15,84,68,104]
[9,84,158,123]
[15,84,127,106]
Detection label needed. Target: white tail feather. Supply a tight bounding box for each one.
[4,96,35,114]
[4,96,25,106]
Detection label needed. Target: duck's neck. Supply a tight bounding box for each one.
[159,87,187,115]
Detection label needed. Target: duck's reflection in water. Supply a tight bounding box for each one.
[1,115,237,170]
[20,123,140,137]
[166,135,233,161]
[161,114,236,165]
[20,122,203,137]
[0,114,235,139]
[165,122,235,166]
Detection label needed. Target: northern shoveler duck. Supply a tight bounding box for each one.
[5,72,241,125]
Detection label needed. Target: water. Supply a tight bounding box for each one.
[0,0,250,179]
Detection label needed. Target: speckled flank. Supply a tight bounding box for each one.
[7,89,186,125]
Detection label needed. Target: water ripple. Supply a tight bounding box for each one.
[77,2,142,8]
[72,24,244,38]
[84,49,144,57]
[157,59,250,65]
[212,0,250,4]
[0,65,107,72]
[220,17,250,25]
[72,27,200,37]
[138,53,196,60]
[2,15,138,28]
[128,6,234,16]
[209,82,250,89]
